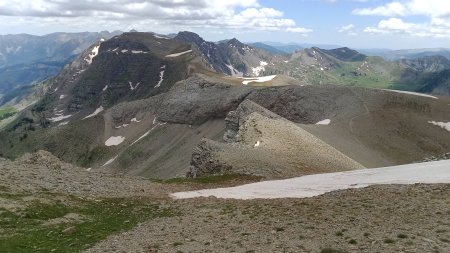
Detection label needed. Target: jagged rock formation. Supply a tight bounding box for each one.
[176,31,284,77]
[224,99,283,142]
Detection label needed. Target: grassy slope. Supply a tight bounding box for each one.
[265,55,407,89]
[0,106,17,121]
[0,188,176,253]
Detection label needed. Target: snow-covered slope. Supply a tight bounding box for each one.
[171,159,450,199]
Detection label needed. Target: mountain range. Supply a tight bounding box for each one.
[0,31,449,181]
[0,31,122,108]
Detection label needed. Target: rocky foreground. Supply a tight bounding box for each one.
[1,152,450,253]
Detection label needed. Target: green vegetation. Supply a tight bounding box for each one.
[320,248,344,253]
[348,239,357,244]
[397,233,408,239]
[383,238,396,244]
[32,93,56,113]
[0,192,176,253]
[335,231,344,236]
[0,107,17,121]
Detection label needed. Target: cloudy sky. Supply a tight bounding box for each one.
[0,0,450,49]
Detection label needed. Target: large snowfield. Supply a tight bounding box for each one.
[171,159,450,200]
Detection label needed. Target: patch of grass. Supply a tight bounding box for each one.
[335,231,344,236]
[173,241,184,246]
[384,238,396,244]
[275,227,285,232]
[397,234,408,239]
[0,107,17,121]
[0,193,176,253]
[23,201,71,220]
[321,248,344,253]
[348,239,357,245]
[440,238,450,243]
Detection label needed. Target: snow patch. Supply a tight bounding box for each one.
[102,85,108,92]
[105,136,125,146]
[154,34,171,39]
[121,49,128,53]
[155,65,165,88]
[226,64,243,76]
[171,159,450,200]
[252,61,268,76]
[131,117,141,123]
[241,75,276,85]
[83,106,104,119]
[49,114,72,123]
[428,121,450,132]
[58,121,69,126]
[59,95,66,100]
[129,82,140,91]
[102,155,118,167]
[131,50,147,54]
[316,119,331,125]
[254,141,261,147]
[382,89,438,99]
[165,50,192,58]
[115,124,129,129]
[85,45,100,64]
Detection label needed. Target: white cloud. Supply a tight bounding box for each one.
[356,0,450,38]
[353,2,407,16]
[338,24,355,32]
[364,17,450,38]
[0,0,311,35]
[286,27,313,33]
[354,0,450,18]
[338,24,358,36]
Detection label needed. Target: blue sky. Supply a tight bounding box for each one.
[0,0,449,49]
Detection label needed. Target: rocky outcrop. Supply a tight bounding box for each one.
[224,99,284,142]
[422,152,450,162]
[155,75,253,125]
[187,139,232,178]
[17,150,66,170]
[187,100,364,179]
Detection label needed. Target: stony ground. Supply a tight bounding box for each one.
[1,152,450,253]
[0,151,184,199]
[86,184,450,253]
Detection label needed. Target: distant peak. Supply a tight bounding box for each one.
[175,31,205,44]
[228,38,243,45]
